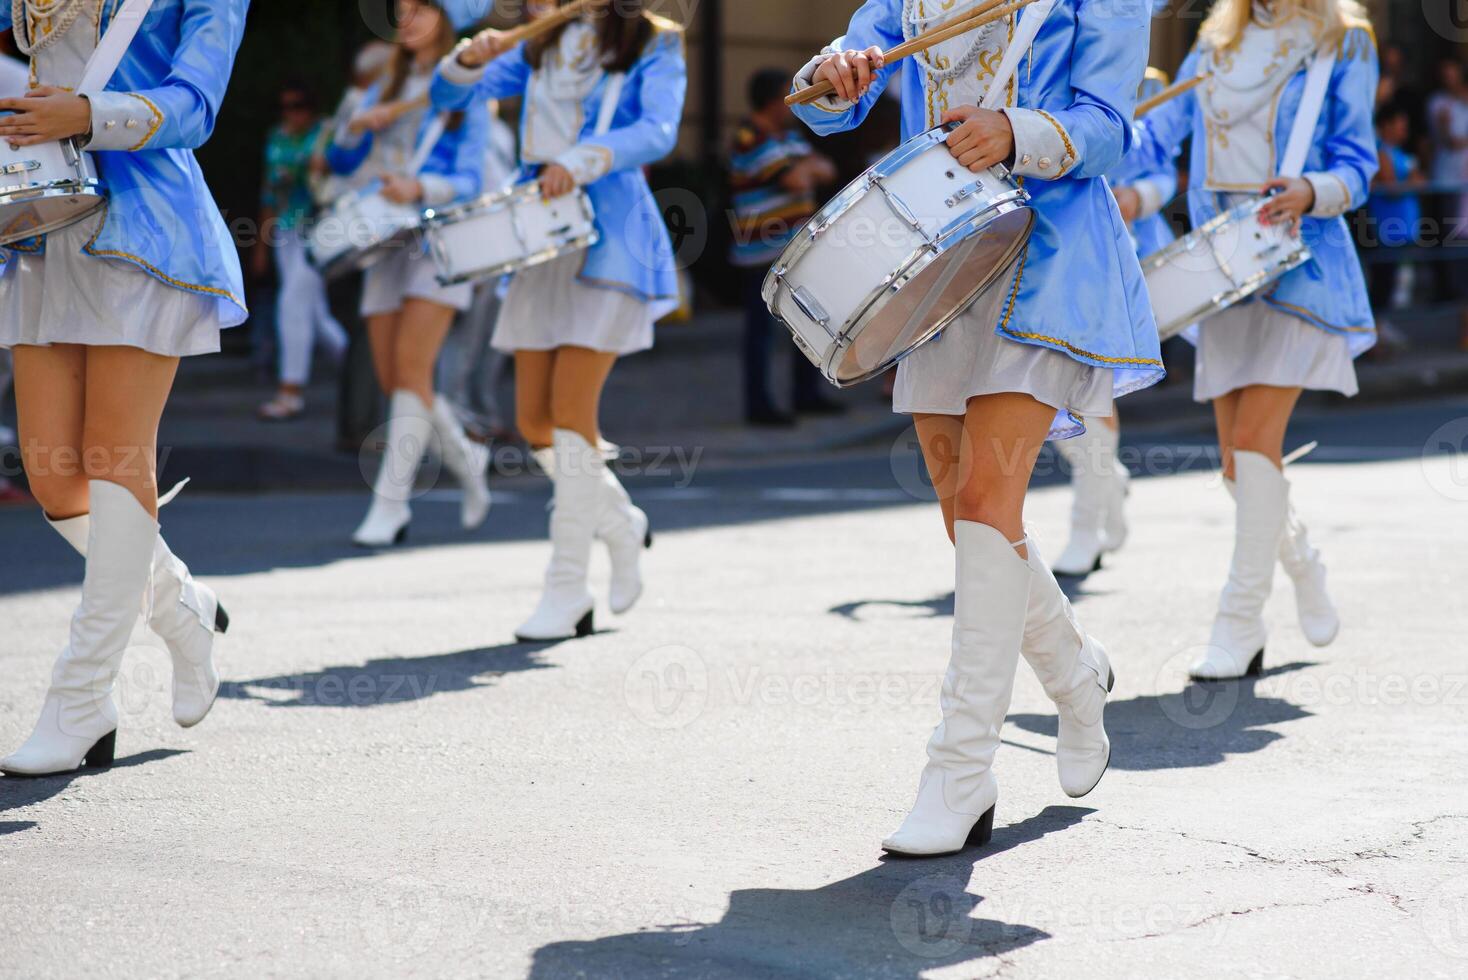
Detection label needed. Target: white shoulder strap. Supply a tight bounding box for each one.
[979,0,1057,111]
[596,72,626,136]
[1278,49,1338,179]
[409,113,449,177]
[77,0,156,94]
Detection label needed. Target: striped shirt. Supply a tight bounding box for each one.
[728,121,822,268]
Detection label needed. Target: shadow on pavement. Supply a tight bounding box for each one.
[527,806,1094,979]
[1008,663,1314,771]
[0,749,189,826]
[830,592,953,621]
[218,640,564,709]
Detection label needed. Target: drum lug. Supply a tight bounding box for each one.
[870,173,928,241]
[1,159,41,176]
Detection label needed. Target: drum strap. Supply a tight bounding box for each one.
[595,72,626,136]
[1277,49,1338,180]
[76,0,155,94]
[978,0,1056,111]
[408,114,449,177]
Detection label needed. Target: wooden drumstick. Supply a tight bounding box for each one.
[452,0,612,70]
[1135,75,1205,117]
[786,0,1040,108]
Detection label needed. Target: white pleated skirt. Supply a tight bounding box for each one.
[0,213,222,357]
[1193,301,1358,403]
[893,281,1115,433]
[493,251,654,356]
[361,245,474,317]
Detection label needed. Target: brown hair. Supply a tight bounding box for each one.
[525,0,666,74]
[384,1,465,130]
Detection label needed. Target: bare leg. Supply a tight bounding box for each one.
[1228,384,1303,471]
[390,298,457,405]
[548,345,617,447]
[82,347,180,516]
[514,350,556,449]
[913,413,966,543]
[953,392,1059,554]
[365,312,401,395]
[12,344,88,519]
[1212,388,1241,480]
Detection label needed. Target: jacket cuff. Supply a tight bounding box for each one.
[439,45,487,88]
[418,174,457,207]
[83,91,162,151]
[1129,177,1167,221]
[1304,171,1352,218]
[1002,108,1077,179]
[555,144,614,186]
[791,53,855,115]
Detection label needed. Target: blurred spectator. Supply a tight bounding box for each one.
[255,79,348,422]
[1368,101,1425,355]
[1427,59,1468,337]
[437,99,519,442]
[729,68,842,427]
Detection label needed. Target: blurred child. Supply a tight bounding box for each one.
[1368,100,1425,349]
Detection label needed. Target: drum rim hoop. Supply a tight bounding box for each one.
[422,182,594,227]
[0,184,107,247]
[429,228,601,286]
[826,205,1035,387]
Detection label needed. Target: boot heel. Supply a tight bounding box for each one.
[215,603,230,635]
[644,528,653,549]
[394,524,410,545]
[575,609,595,637]
[84,730,117,770]
[1246,649,1265,676]
[967,805,997,847]
[1106,667,1116,693]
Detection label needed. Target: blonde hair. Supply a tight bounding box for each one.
[1199,0,1368,51]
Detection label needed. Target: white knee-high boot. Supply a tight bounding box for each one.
[353,390,432,547]
[1193,451,1288,680]
[429,395,491,530]
[2,482,157,776]
[1018,535,1114,797]
[532,444,651,616]
[515,430,600,642]
[1052,423,1127,576]
[882,522,1028,857]
[47,511,227,729]
[1225,476,1340,648]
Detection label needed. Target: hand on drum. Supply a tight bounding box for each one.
[456,29,511,70]
[379,173,424,205]
[349,104,401,135]
[941,105,1014,173]
[813,47,885,103]
[539,163,576,200]
[0,87,93,146]
[1259,177,1315,231]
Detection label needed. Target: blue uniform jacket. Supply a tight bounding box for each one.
[1132,24,1380,356]
[323,79,488,210]
[0,0,250,326]
[792,0,1165,399]
[429,24,687,315]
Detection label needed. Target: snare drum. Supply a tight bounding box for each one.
[0,137,104,246]
[762,126,1034,388]
[423,182,598,286]
[1143,196,1312,340]
[307,186,425,281]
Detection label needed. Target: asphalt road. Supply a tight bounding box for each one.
[2,396,1467,979]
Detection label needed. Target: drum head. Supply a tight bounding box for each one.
[831,206,1033,385]
[0,193,105,247]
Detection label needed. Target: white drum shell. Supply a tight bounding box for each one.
[762,127,1032,387]
[1144,197,1312,340]
[424,184,598,286]
[0,138,104,245]
[308,189,425,280]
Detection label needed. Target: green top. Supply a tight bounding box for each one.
[261,122,323,232]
